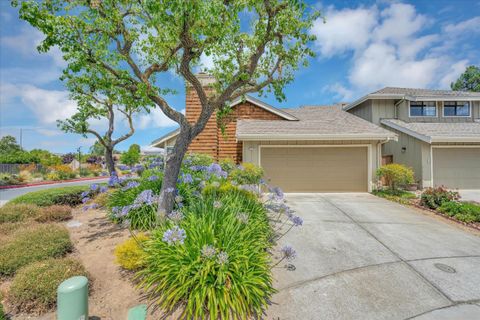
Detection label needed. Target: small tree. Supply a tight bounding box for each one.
[376,164,414,191]
[0,136,22,154]
[451,65,480,92]
[16,0,319,214]
[120,144,141,166]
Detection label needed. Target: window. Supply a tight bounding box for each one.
[410,101,437,117]
[443,101,470,117]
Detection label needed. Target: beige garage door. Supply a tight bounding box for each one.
[261,147,368,192]
[433,147,480,189]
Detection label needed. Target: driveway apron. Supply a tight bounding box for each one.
[267,193,480,320]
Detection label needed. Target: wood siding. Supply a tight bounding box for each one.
[186,86,284,163]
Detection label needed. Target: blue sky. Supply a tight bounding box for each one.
[1,0,479,153]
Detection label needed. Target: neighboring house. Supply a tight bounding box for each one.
[151,75,396,192]
[344,87,480,189]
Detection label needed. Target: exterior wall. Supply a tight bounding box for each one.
[217,102,283,163]
[371,99,396,124]
[242,140,381,191]
[398,100,479,123]
[349,100,372,122]
[381,127,427,186]
[185,85,284,162]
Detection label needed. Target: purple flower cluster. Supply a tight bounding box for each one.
[81,197,90,204]
[134,189,157,206]
[162,226,187,245]
[206,163,227,178]
[148,175,159,181]
[181,173,193,184]
[167,210,184,222]
[122,181,140,191]
[189,165,207,172]
[99,186,108,193]
[217,251,229,265]
[281,246,297,261]
[131,164,145,173]
[90,183,99,191]
[269,186,284,200]
[201,244,216,258]
[108,173,120,187]
[118,165,130,171]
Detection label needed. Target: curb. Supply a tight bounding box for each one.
[0,176,107,190]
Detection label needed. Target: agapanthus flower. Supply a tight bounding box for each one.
[206,163,227,178]
[118,165,130,171]
[100,171,108,176]
[81,197,90,204]
[99,186,108,193]
[148,175,159,181]
[108,174,120,187]
[162,226,187,245]
[119,205,132,217]
[134,189,157,206]
[122,181,140,191]
[239,184,260,194]
[217,251,229,265]
[269,186,284,200]
[112,206,121,215]
[189,165,206,172]
[81,191,89,198]
[213,201,222,209]
[167,210,184,222]
[201,245,216,259]
[237,212,249,224]
[281,246,297,261]
[131,164,144,173]
[290,215,303,226]
[90,183,99,191]
[182,173,193,184]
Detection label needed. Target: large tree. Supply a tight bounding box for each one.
[16,0,318,214]
[451,65,480,92]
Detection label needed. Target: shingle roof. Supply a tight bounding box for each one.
[381,119,480,143]
[373,87,480,98]
[237,106,397,140]
[344,87,480,111]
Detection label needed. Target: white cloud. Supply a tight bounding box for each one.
[1,83,77,124]
[1,26,66,67]
[136,107,185,130]
[311,2,477,100]
[311,6,377,57]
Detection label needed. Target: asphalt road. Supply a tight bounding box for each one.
[0,178,108,206]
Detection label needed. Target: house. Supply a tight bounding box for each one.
[344,87,480,189]
[151,74,397,192]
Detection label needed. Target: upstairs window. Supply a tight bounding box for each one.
[443,101,470,117]
[409,101,436,117]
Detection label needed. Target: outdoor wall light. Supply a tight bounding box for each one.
[401,146,407,153]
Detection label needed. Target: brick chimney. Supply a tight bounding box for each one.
[185,73,218,159]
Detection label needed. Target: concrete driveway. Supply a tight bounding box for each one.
[268,193,480,320]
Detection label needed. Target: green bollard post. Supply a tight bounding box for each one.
[57,276,89,320]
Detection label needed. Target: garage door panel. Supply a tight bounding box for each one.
[261,147,368,192]
[433,148,480,189]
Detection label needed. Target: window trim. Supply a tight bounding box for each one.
[442,101,472,118]
[409,101,438,118]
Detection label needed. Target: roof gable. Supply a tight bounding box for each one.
[229,95,298,121]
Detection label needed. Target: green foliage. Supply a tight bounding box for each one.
[230,162,264,185]
[9,258,87,313]
[0,224,73,276]
[0,150,39,164]
[121,144,141,166]
[0,173,22,186]
[420,187,460,209]
[137,191,274,319]
[438,201,480,223]
[0,204,41,223]
[376,163,414,191]
[219,157,236,173]
[35,205,73,223]
[372,189,416,205]
[114,234,149,270]
[0,135,22,154]
[29,149,62,166]
[89,140,106,156]
[183,153,214,167]
[451,65,480,92]
[9,186,89,207]
[0,301,4,320]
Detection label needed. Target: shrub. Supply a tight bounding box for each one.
[114,234,149,270]
[219,157,236,173]
[0,224,73,276]
[0,150,39,164]
[183,153,214,167]
[137,191,274,319]
[372,189,416,205]
[0,204,41,223]
[0,173,22,186]
[420,187,460,209]
[376,163,414,190]
[230,162,264,185]
[9,258,87,313]
[35,205,73,223]
[438,201,480,223]
[9,186,89,207]
[48,164,76,180]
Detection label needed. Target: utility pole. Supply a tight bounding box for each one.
[77,147,82,174]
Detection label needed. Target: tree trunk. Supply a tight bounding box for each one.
[104,147,116,175]
[157,131,191,218]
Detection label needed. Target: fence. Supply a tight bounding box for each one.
[0,163,44,174]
